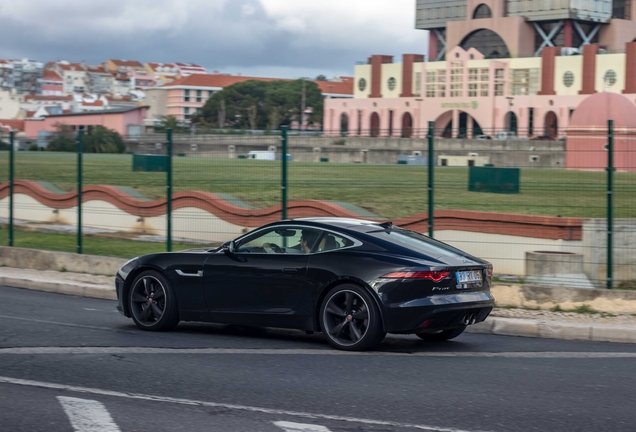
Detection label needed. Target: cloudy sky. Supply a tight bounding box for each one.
[0,0,428,79]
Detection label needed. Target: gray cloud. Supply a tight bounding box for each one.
[0,0,427,79]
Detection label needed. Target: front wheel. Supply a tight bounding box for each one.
[416,325,466,342]
[319,284,385,351]
[129,270,179,331]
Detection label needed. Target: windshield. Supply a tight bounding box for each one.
[367,228,469,259]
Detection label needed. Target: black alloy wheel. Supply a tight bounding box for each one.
[129,270,179,331]
[416,325,467,341]
[320,284,385,351]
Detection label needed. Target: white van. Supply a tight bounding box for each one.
[247,151,276,160]
[494,131,516,140]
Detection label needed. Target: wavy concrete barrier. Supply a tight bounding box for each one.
[0,180,583,241]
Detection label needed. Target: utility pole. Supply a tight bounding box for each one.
[301,78,306,132]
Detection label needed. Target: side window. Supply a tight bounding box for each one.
[235,227,322,254]
[316,232,350,252]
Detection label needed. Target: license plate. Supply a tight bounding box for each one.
[455,270,482,284]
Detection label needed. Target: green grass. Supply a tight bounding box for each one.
[0,226,206,259]
[571,304,599,314]
[0,152,634,219]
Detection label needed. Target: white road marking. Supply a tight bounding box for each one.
[0,346,635,358]
[57,396,121,432]
[0,376,480,432]
[274,420,332,431]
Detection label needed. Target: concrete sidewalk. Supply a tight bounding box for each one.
[1,265,636,345]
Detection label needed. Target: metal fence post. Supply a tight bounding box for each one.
[427,121,435,238]
[607,120,614,289]
[166,128,173,252]
[8,131,14,246]
[281,125,288,220]
[77,127,84,254]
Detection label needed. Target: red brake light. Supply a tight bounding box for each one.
[382,270,450,282]
[487,268,493,277]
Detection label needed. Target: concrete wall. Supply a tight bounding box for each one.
[0,246,126,275]
[583,219,636,287]
[126,134,565,167]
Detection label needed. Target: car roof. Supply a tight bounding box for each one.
[285,217,384,230]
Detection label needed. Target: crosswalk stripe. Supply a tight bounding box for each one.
[57,396,121,432]
[274,421,332,431]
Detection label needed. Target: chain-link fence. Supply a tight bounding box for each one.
[0,124,633,288]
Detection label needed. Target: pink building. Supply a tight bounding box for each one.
[24,106,148,138]
[41,70,64,96]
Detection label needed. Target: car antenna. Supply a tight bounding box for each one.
[379,221,392,229]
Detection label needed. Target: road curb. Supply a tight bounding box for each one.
[466,317,636,344]
[0,276,116,300]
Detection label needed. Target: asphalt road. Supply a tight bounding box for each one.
[1,286,636,432]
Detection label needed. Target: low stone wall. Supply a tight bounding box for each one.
[492,284,636,314]
[0,246,126,276]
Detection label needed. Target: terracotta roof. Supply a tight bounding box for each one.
[26,111,36,118]
[0,119,25,131]
[42,70,63,81]
[82,100,105,107]
[315,79,354,95]
[57,62,86,71]
[105,95,133,102]
[110,59,143,68]
[162,73,353,95]
[87,65,108,73]
[162,74,281,88]
[146,62,178,72]
[24,95,73,101]
[175,62,204,68]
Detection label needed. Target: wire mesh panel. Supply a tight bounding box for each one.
[285,129,432,221]
[169,131,282,246]
[0,134,11,247]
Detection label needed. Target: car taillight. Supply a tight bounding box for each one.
[381,270,450,282]
[486,268,493,277]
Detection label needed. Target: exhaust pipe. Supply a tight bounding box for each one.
[463,313,478,325]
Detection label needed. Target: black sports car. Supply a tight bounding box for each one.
[115,217,494,350]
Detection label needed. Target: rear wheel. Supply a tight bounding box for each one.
[416,325,466,342]
[129,270,179,331]
[320,284,385,351]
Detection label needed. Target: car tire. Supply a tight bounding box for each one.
[319,284,385,351]
[128,270,179,331]
[416,325,466,342]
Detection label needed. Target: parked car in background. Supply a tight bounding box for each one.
[476,135,491,140]
[115,218,495,351]
[494,131,516,140]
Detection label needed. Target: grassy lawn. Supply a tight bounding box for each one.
[0,152,633,219]
[0,226,206,260]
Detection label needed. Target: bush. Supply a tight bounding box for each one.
[28,144,39,151]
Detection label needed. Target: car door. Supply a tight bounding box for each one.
[203,226,320,328]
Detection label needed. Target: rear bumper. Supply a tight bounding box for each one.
[381,291,495,333]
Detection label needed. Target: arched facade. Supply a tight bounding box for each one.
[340,113,348,135]
[370,112,380,137]
[473,4,492,19]
[505,111,518,133]
[401,112,413,138]
[460,29,510,58]
[544,111,558,138]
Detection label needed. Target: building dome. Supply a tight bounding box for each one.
[569,92,636,129]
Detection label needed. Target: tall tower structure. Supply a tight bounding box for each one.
[416,0,636,60]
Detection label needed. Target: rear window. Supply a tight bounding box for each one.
[367,228,467,259]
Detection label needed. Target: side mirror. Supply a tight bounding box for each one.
[222,241,235,254]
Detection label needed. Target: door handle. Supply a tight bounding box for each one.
[283,268,298,273]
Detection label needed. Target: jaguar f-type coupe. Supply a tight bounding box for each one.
[116,217,494,350]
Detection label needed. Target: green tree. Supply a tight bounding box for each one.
[315,74,327,81]
[47,123,76,152]
[47,123,124,153]
[159,115,179,129]
[84,126,125,153]
[195,79,324,130]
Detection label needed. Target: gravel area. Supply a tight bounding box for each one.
[492,307,636,325]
